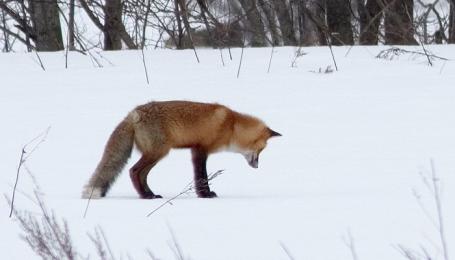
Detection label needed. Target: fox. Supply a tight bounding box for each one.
[82,100,281,199]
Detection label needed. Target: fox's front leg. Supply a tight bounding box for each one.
[191,147,217,198]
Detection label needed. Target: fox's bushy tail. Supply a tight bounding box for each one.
[82,116,135,198]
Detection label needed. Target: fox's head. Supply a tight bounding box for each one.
[230,117,281,168]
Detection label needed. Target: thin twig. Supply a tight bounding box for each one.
[83,185,96,218]
[65,32,70,69]
[34,190,75,260]
[394,244,419,260]
[146,170,224,217]
[219,48,225,66]
[88,227,109,260]
[376,47,449,61]
[291,47,306,68]
[344,45,354,57]
[191,44,200,63]
[439,60,447,74]
[9,127,50,218]
[267,46,274,73]
[343,230,359,260]
[9,148,26,218]
[430,159,449,260]
[168,225,185,260]
[279,242,296,260]
[412,188,438,229]
[325,32,338,71]
[99,227,116,260]
[237,45,244,78]
[34,50,46,71]
[146,248,159,260]
[141,48,150,84]
[419,40,433,66]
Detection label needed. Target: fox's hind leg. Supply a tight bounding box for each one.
[130,155,164,199]
[191,147,217,198]
[139,164,156,196]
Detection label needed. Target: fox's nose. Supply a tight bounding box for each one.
[248,157,259,168]
[244,152,259,168]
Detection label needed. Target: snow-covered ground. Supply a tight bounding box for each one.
[1,46,454,259]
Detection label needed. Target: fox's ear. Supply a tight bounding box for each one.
[268,128,282,137]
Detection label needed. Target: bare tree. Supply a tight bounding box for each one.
[257,0,280,45]
[79,0,137,50]
[177,0,200,61]
[30,0,64,51]
[298,0,326,46]
[68,0,75,50]
[0,0,64,51]
[237,0,267,46]
[1,8,11,51]
[450,0,455,43]
[384,0,417,45]
[272,0,297,45]
[358,0,383,45]
[326,0,354,45]
[104,0,123,50]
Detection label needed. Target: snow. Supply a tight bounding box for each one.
[1,46,454,259]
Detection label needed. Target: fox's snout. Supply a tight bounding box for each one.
[244,152,259,168]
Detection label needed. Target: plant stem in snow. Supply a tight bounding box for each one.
[9,148,25,218]
[324,32,338,71]
[343,230,359,260]
[280,242,295,260]
[420,41,433,66]
[219,48,225,66]
[267,46,274,73]
[430,159,450,260]
[9,127,50,218]
[237,45,244,78]
[141,48,150,84]
[147,170,224,217]
[34,50,46,71]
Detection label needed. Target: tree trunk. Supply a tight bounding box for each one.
[1,9,10,52]
[68,0,75,50]
[104,0,122,50]
[79,0,137,50]
[326,0,354,45]
[238,0,267,46]
[29,0,64,51]
[177,0,196,50]
[299,0,324,46]
[272,0,296,45]
[384,0,417,45]
[174,0,184,49]
[450,0,455,43]
[257,0,280,46]
[358,0,382,45]
[196,0,215,47]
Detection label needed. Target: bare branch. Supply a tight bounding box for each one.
[279,242,296,260]
[146,170,224,217]
[9,127,50,218]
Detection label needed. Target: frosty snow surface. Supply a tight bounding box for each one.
[1,46,454,259]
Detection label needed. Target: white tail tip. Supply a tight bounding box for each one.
[82,186,103,199]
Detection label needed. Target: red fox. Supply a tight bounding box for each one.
[82,101,281,199]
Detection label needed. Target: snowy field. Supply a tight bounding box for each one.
[1,46,454,259]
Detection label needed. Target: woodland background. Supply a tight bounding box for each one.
[0,0,454,52]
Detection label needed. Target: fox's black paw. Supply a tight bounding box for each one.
[141,193,162,199]
[197,191,217,198]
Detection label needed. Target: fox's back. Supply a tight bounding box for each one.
[132,101,235,151]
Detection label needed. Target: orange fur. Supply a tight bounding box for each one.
[82,100,280,199]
